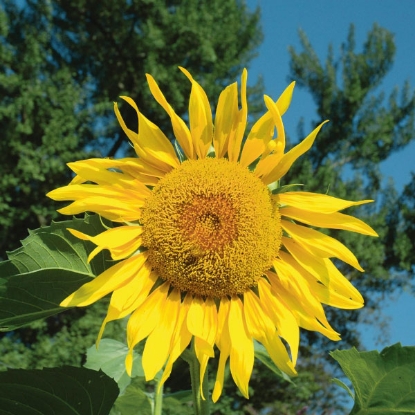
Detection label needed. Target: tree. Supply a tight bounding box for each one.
[0,1,94,257]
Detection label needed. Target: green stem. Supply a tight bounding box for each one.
[153,377,164,415]
[182,343,210,415]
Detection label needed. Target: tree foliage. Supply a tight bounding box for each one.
[0,1,93,256]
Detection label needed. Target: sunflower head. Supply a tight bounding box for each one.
[47,67,377,401]
[142,157,282,297]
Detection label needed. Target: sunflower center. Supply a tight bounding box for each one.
[141,158,281,297]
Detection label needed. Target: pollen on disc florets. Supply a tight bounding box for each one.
[141,157,282,298]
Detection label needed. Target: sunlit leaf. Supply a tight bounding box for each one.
[331,343,415,414]
[111,377,153,415]
[85,338,144,394]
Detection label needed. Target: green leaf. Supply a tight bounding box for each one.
[331,343,415,414]
[331,377,354,400]
[254,340,294,384]
[111,377,153,415]
[85,338,144,394]
[0,215,113,331]
[0,366,119,415]
[164,390,193,403]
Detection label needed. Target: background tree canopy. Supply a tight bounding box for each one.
[0,1,414,414]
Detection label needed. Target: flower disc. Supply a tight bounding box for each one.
[142,157,282,297]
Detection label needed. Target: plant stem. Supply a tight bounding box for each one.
[154,377,164,415]
[182,343,210,415]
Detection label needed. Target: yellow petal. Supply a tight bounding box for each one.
[239,111,274,168]
[282,236,329,282]
[322,258,364,307]
[125,282,169,375]
[228,69,247,162]
[96,266,156,346]
[146,73,194,159]
[213,298,231,403]
[159,295,193,387]
[60,253,148,307]
[263,95,285,156]
[266,270,341,341]
[116,96,179,172]
[278,251,364,310]
[278,191,374,213]
[213,82,238,158]
[67,157,165,186]
[47,183,150,202]
[142,289,181,380]
[276,81,296,116]
[281,207,378,236]
[243,290,296,376]
[253,151,284,180]
[259,121,328,184]
[240,82,295,167]
[187,297,217,357]
[270,257,332,330]
[228,296,253,399]
[58,198,143,222]
[257,278,300,365]
[113,101,139,145]
[67,159,149,190]
[68,226,143,262]
[179,67,213,159]
[48,183,150,222]
[281,220,364,271]
[243,290,275,340]
[188,298,218,397]
[136,110,180,169]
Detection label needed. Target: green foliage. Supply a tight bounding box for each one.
[0,1,95,257]
[110,377,154,415]
[47,0,264,156]
[398,173,415,271]
[85,338,145,394]
[331,343,415,414]
[0,366,119,414]
[0,214,112,330]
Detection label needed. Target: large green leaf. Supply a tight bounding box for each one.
[85,338,144,394]
[110,377,153,415]
[331,343,415,414]
[0,215,113,331]
[0,366,119,415]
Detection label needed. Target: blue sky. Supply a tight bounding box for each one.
[245,0,415,351]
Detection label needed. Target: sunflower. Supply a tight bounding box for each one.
[47,67,377,401]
